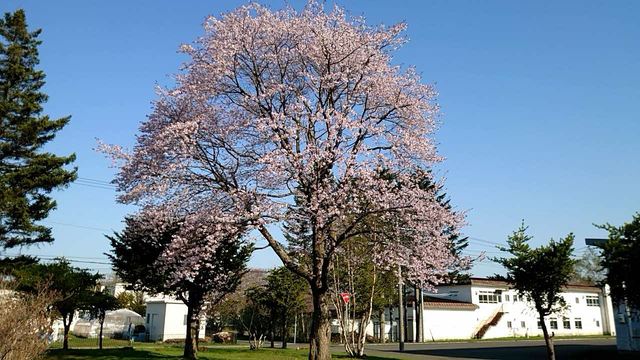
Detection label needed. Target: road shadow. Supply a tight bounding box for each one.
[387,344,636,360]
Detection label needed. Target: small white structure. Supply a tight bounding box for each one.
[145,298,206,341]
[369,278,616,341]
[611,297,640,352]
[73,309,144,339]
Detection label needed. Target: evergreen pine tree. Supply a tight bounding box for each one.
[0,10,76,249]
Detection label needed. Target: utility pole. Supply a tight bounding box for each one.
[398,265,405,352]
[418,286,424,342]
[414,286,419,342]
[293,313,297,345]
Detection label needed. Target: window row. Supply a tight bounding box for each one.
[478,291,501,304]
[536,317,584,330]
[479,293,600,307]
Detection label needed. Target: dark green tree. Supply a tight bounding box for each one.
[0,10,76,250]
[493,223,575,360]
[264,266,308,349]
[240,286,273,350]
[16,258,102,350]
[115,291,146,317]
[598,213,640,309]
[413,170,470,282]
[107,215,252,360]
[84,290,119,350]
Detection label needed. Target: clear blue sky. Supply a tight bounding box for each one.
[3,0,639,277]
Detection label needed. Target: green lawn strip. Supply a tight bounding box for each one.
[45,345,400,360]
[47,335,131,349]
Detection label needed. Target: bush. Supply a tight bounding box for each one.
[0,281,58,360]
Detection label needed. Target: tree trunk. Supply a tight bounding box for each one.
[270,310,275,348]
[99,318,104,350]
[195,318,201,349]
[379,309,386,343]
[282,312,288,349]
[309,288,331,360]
[62,312,73,350]
[184,304,198,360]
[538,314,555,360]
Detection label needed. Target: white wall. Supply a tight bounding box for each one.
[146,302,166,341]
[613,301,640,352]
[471,286,608,339]
[423,308,477,340]
[363,284,614,342]
[146,301,206,341]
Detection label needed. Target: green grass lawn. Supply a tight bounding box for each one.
[47,335,132,349]
[45,344,399,360]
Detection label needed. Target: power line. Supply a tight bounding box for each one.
[468,236,503,247]
[42,220,113,233]
[3,253,112,266]
[74,182,116,191]
[77,177,115,186]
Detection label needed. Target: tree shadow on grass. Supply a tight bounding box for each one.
[46,347,176,360]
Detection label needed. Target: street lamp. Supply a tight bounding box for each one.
[585,238,607,246]
[584,237,634,349]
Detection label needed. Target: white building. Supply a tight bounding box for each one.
[145,298,206,341]
[370,278,616,341]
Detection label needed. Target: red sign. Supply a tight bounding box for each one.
[340,292,350,304]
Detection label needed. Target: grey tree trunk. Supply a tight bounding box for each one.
[379,309,386,343]
[538,314,555,360]
[308,288,331,360]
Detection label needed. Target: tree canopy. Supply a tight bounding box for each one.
[0,9,76,249]
[598,212,640,309]
[494,223,575,360]
[107,213,252,359]
[15,258,102,350]
[102,3,466,359]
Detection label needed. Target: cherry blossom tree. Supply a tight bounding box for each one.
[103,3,467,359]
[107,212,252,359]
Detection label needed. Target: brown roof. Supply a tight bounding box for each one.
[423,295,478,310]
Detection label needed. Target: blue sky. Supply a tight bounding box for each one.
[2,0,639,276]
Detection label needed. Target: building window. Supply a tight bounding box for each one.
[575,318,583,329]
[521,321,526,328]
[183,315,187,326]
[479,291,501,304]
[505,295,510,302]
[550,318,558,330]
[575,297,579,304]
[146,314,150,324]
[596,320,600,327]
[563,317,571,329]
[537,321,542,329]
[586,296,600,307]
[507,321,512,329]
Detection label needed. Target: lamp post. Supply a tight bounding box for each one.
[584,237,633,349]
[398,265,405,352]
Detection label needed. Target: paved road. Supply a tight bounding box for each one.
[342,338,635,359]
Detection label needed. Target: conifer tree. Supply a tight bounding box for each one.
[0,9,76,249]
[494,223,575,360]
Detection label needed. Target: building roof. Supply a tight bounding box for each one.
[464,277,602,294]
[423,295,478,310]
